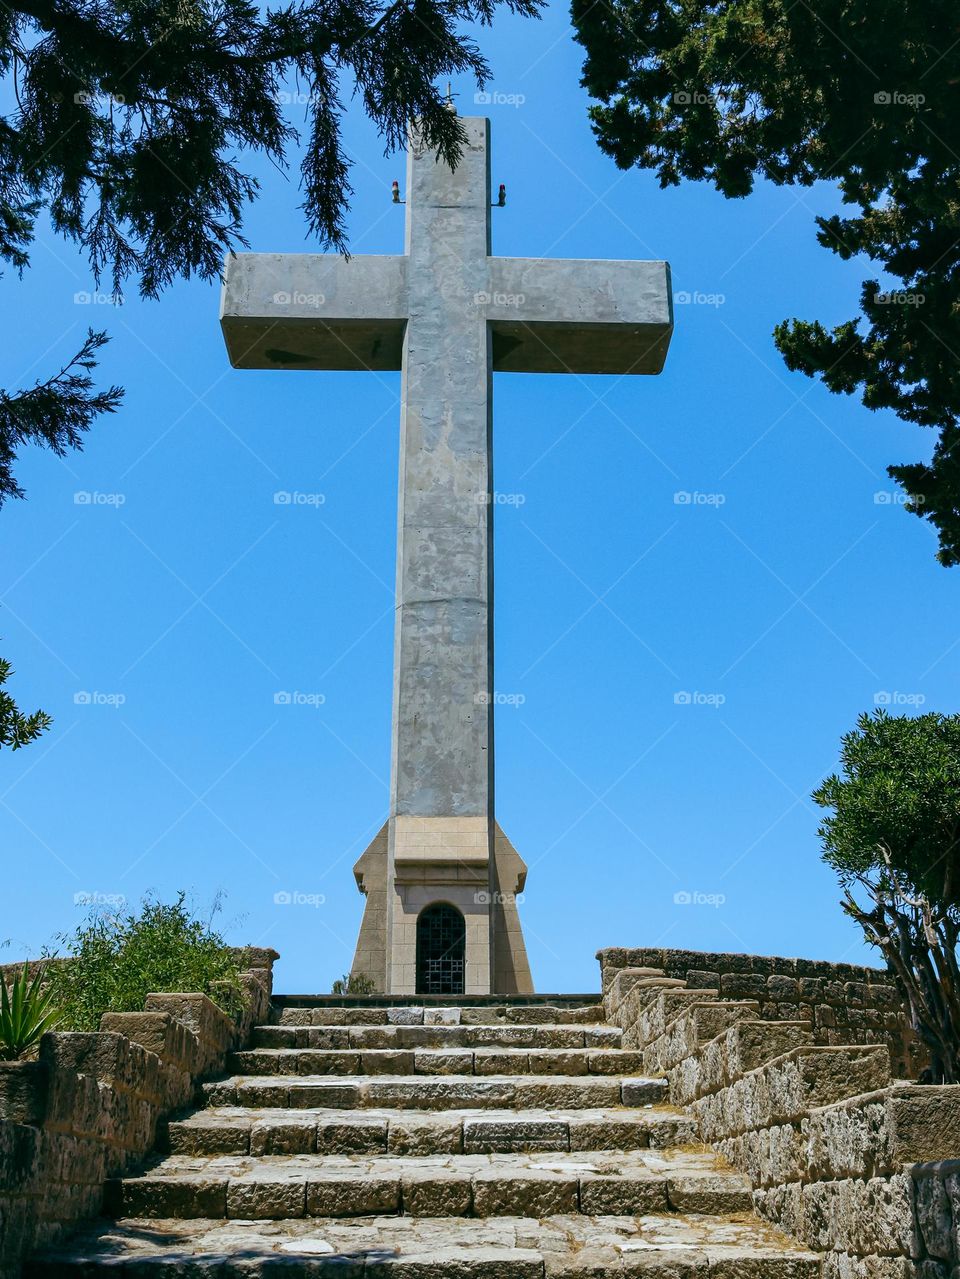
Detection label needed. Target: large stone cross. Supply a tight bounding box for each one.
[220,115,672,995]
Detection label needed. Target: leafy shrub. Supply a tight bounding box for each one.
[46,893,246,1032]
[331,972,377,995]
[0,964,60,1059]
[814,710,960,1082]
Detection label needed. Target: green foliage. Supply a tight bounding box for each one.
[814,710,960,1082]
[0,963,60,1060]
[0,653,51,749]
[0,329,122,505]
[46,892,246,1031]
[814,711,960,908]
[572,0,960,564]
[331,971,377,995]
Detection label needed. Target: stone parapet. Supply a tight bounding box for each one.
[599,944,959,1278]
[0,949,276,1279]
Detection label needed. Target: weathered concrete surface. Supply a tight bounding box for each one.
[219,116,673,994]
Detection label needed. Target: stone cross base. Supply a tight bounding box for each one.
[351,823,533,996]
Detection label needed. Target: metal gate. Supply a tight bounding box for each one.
[415,903,466,995]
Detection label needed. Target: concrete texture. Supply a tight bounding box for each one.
[219,116,673,994]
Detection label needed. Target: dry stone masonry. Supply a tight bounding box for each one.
[17,988,819,1276]
[600,948,960,1279]
[2,947,958,1277]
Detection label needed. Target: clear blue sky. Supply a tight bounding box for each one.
[1,3,952,993]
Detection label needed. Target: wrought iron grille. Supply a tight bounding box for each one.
[415,903,466,995]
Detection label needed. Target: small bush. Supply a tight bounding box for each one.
[331,972,377,995]
[46,893,246,1031]
[0,964,60,1059]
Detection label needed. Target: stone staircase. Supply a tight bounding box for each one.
[27,994,821,1276]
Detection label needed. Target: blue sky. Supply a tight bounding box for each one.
[0,3,952,993]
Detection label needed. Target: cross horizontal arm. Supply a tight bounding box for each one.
[486,257,672,375]
[220,252,408,372]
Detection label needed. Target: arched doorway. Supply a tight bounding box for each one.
[416,903,466,995]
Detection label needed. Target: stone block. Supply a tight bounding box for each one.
[227,1178,306,1219]
[317,1115,389,1154]
[400,1171,472,1216]
[0,1063,49,1126]
[472,1169,578,1217]
[387,1113,463,1154]
[464,1118,568,1153]
[249,1117,317,1154]
[307,1175,400,1216]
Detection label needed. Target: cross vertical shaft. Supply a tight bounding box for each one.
[387,119,496,994]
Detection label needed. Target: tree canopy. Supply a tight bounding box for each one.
[814,710,960,1082]
[0,0,540,745]
[572,0,960,563]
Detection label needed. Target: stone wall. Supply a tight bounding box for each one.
[0,948,277,1279]
[599,946,960,1279]
[598,945,918,1077]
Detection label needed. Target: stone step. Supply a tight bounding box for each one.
[27,1212,823,1276]
[227,1046,646,1078]
[202,1074,668,1112]
[253,1023,622,1050]
[104,1149,754,1221]
[275,1004,606,1027]
[166,1105,699,1156]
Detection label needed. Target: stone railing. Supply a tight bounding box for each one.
[0,947,278,1279]
[599,946,960,1278]
[599,945,918,1076]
